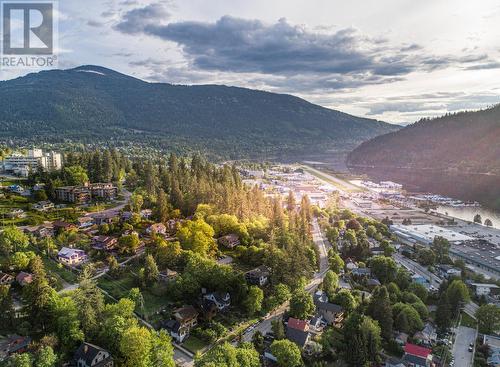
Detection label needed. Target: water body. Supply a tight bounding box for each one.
[435,205,500,230]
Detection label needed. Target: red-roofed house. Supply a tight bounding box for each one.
[16,272,33,286]
[403,343,434,367]
[286,318,310,348]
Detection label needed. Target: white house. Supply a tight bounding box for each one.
[203,292,231,311]
[471,283,500,297]
[57,247,88,266]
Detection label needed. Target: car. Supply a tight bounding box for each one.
[468,346,473,352]
[469,342,474,347]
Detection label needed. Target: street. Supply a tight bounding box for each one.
[393,253,443,288]
[452,326,476,367]
[241,219,330,343]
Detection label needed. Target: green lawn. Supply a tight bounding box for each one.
[183,336,207,353]
[460,312,477,328]
[44,258,78,282]
[98,271,173,318]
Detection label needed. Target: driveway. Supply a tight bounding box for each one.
[452,326,476,367]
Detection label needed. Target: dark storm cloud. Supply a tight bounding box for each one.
[115,4,500,91]
[114,3,170,34]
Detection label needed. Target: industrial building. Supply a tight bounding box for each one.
[390,224,474,246]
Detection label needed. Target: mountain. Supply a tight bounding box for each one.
[0,65,398,159]
[347,106,500,209]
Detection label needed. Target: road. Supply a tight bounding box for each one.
[88,188,132,218]
[393,252,442,288]
[452,326,476,367]
[241,219,330,343]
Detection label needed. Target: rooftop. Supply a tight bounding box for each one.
[391,224,474,244]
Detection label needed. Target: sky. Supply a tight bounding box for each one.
[2,0,500,124]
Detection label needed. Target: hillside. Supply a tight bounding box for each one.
[0,65,397,159]
[347,106,500,209]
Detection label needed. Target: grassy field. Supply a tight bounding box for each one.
[183,336,207,353]
[98,270,173,319]
[43,257,79,284]
[460,312,477,328]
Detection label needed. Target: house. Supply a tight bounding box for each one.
[92,213,116,226]
[484,334,500,367]
[0,335,31,361]
[351,267,371,277]
[395,332,409,346]
[245,265,270,286]
[77,217,95,229]
[0,272,14,286]
[158,269,178,282]
[140,209,152,219]
[286,318,310,349]
[345,259,358,271]
[367,278,382,288]
[414,322,437,346]
[370,247,385,255]
[199,298,218,321]
[314,290,344,326]
[37,224,55,238]
[25,224,54,238]
[218,234,240,249]
[7,209,26,218]
[203,291,231,311]
[121,211,133,221]
[53,221,77,232]
[402,343,434,367]
[437,264,462,279]
[8,185,25,194]
[33,200,54,212]
[166,219,181,233]
[162,306,199,343]
[58,247,88,266]
[16,272,33,286]
[470,283,500,297]
[92,236,118,251]
[385,358,406,367]
[74,342,114,367]
[411,274,428,286]
[146,223,167,235]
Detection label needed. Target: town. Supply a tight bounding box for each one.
[0,148,498,367]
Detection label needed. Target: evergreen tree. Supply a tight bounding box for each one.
[367,286,393,340]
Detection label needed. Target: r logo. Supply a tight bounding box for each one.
[2,2,53,55]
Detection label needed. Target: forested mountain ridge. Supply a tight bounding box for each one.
[0,65,398,159]
[347,105,500,209]
[347,105,500,174]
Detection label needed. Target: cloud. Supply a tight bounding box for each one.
[87,20,104,27]
[362,91,500,118]
[114,3,170,34]
[114,8,500,92]
[465,61,500,70]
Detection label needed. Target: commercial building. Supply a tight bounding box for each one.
[390,224,474,246]
[391,224,500,279]
[2,149,62,177]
